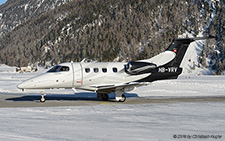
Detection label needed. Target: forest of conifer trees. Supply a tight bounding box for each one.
[0,0,224,74]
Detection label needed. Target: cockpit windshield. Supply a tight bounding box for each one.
[47,66,70,73]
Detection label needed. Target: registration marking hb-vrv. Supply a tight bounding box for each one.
[158,67,178,73]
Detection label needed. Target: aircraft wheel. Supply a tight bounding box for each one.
[40,96,46,103]
[119,94,126,102]
[101,94,109,101]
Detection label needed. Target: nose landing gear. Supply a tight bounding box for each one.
[40,92,46,103]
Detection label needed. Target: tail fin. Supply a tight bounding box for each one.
[163,35,215,67]
[136,36,214,82]
[142,36,215,68]
[163,38,194,67]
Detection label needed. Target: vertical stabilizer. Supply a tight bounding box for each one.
[163,36,215,68]
[137,36,215,82]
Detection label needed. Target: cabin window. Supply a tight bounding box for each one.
[94,68,99,73]
[85,68,90,73]
[112,67,118,73]
[102,68,107,73]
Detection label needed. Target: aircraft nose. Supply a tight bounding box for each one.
[17,79,33,89]
[17,73,48,89]
[17,81,27,89]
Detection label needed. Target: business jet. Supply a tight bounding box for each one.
[17,36,214,102]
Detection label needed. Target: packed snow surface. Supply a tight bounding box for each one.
[0,102,224,140]
[0,66,225,140]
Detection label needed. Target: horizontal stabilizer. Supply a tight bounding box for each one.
[193,35,215,40]
[174,35,215,43]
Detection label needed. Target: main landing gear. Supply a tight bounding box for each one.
[97,93,109,101]
[114,94,126,102]
[97,90,126,102]
[115,90,126,102]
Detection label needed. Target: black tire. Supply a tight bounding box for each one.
[101,94,109,101]
[119,94,126,102]
[40,97,46,103]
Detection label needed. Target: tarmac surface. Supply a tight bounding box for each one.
[1,93,225,108]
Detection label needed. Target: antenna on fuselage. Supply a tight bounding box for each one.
[81,58,86,63]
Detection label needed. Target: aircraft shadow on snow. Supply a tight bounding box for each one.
[6,92,139,102]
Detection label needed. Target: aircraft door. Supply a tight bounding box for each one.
[72,63,83,87]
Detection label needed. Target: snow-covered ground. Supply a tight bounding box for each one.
[134,75,225,98]
[0,101,224,140]
[0,65,225,140]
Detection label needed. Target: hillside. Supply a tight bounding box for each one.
[0,0,224,74]
[0,0,73,38]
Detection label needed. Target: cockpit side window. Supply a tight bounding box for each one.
[59,66,70,72]
[47,66,69,72]
[47,66,61,72]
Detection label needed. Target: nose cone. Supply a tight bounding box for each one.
[17,80,32,89]
[17,73,52,90]
[17,82,24,89]
[17,74,43,90]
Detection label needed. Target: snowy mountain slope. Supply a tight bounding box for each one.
[180,36,224,75]
[178,0,224,76]
[0,0,73,38]
[0,0,224,74]
[180,39,208,75]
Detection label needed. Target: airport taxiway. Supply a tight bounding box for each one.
[1,93,225,108]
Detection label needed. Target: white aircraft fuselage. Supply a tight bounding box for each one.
[18,62,149,91]
[17,37,214,102]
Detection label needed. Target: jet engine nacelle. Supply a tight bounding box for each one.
[125,61,157,75]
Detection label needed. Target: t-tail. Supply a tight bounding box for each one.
[124,36,215,82]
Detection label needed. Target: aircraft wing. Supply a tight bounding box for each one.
[90,82,149,93]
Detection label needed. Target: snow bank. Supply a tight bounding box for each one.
[0,64,16,73]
